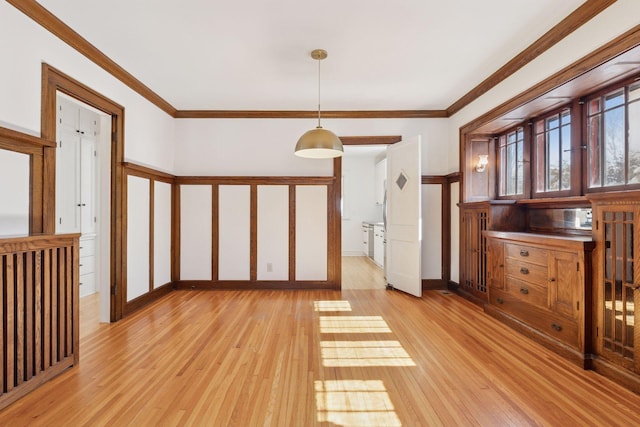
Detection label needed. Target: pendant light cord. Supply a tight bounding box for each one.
[317,57,322,128]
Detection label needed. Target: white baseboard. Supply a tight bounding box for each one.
[342,251,368,257]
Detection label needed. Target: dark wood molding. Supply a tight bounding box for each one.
[174,110,448,119]
[331,157,342,287]
[422,279,447,290]
[41,63,126,321]
[211,185,219,282]
[174,176,335,185]
[171,184,180,283]
[422,176,448,185]
[0,126,55,148]
[446,172,461,183]
[250,185,257,282]
[460,24,640,135]
[289,185,296,282]
[447,0,617,116]
[122,283,173,316]
[148,179,154,293]
[122,162,176,182]
[7,1,176,117]
[172,280,340,291]
[340,136,402,145]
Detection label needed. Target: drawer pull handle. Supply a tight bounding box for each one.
[496,297,504,304]
[520,287,529,295]
[520,267,529,275]
[520,250,529,257]
[551,323,562,332]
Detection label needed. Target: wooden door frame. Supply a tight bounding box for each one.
[41,63,126,321]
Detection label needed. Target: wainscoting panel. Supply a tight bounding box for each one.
[422,184,442,280]
[257,185,289,280]
[218,185,251,280]
[0,149,30,236]
[153,181,172,288]
[180,185,212,280]
[127,175,150,301]
[295,185,328,281]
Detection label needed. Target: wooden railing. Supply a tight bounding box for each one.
[0,233,79,410]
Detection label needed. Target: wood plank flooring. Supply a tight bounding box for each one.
[2,288,640,426]
[341,256,386,290]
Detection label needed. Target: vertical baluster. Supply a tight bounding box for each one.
[15,253,24,386]
[58,247,66,359]
[25,251,34,381]
[1,255,5,393]
[51,248,58,364]
[34,250,42,376]
[44,248,51,369]
[65,245,73,357]
[6,254,15,391]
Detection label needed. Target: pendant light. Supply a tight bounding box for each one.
[294,49,343,158]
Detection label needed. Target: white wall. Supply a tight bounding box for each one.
[257,185,289,280]
[422,185,442,280]
[218,185,251,280]
[153,181,172,288]
[0,2,175,172]
[341,154,381,256]
[126,176,150,301]
[0,149,30,236]
[180,185,212,280]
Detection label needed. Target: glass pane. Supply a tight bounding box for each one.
[628,100,640,184]
[604,281,612,339]
[536,133,545,192]
[604,106,625,186]
[547,115,560,131]
[605,222,612,280]
[499,146,506,196]
[629,82,640,102]
[547,128,560,191]
[588,115,601,188]
[516,139,524,194]
[627,222,634,281]
[615,279,622,342]
[507,143,516,195]
[561,109,571,125]
[624,286,634,356]
[561,123,571,190]
[605,90,624,110]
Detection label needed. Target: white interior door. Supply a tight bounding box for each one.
[386,136,422,297]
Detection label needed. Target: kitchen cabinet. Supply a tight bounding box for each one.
[362,223,373,257]
[373,224,384,268]
[485,231,594,365]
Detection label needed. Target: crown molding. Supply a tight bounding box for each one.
[173,110,448,119]
[9,0,615,120]
[446,0,617,116]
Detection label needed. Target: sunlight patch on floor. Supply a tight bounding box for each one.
[320,341,416,367]
[314,300,353,312]
[319,316,392,333]
[315,380,402,427]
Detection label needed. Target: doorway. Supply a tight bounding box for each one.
[55,93,111,325]
[341,145,387,290]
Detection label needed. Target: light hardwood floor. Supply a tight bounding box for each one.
[2,288,640,426]
[342,256,386,290]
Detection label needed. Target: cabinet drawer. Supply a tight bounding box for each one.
[505,277,547,308]
[80,238,96,256]
[506,261,547,286]
[506,243,548,266]
[79,272,96,298]
[80,255,95,275]
[490,289,579,349]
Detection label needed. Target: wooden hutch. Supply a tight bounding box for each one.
[458,34,640,392]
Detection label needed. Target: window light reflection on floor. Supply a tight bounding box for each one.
[314,300,353,312]
[319,316,392,333]
[320,341,416,367]
[315,380,402,427]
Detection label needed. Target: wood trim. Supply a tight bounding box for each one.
[289,185,296,282]
[148,179,155,293]
[422,279,447,290]
[211,185,219,282]
[122,283,173,316]
[175,176,335,185]
[41,63,126,321]
[172,280,340,290]
[460,24,640,135]
[446,172,461,183]
[7,0,176,117]
[250,185,257,282]
[330,157,342,286]
[339,136,402,145]
[447,0,616,116]
[422,176,448,185]
[171,184,181,283]
[0,126,55,148]
[122,162,176,182]
[174,110,448,119]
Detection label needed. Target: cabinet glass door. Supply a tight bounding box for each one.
[601,208,638,370]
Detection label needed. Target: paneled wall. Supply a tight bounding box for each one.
[176,178,336,288]
[123,164,174,313]
[0,149,29,236]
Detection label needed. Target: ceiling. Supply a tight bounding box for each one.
[35,0,587,112]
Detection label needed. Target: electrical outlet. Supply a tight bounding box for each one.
[267,263,273,272]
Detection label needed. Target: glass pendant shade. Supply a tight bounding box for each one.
[295,126,343,158]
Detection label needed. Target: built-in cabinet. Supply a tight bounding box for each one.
[373,224,385,268]
[485,232,594,364]
[458,201,524,302]
[588,192,640,388]
[56,96,100,297]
